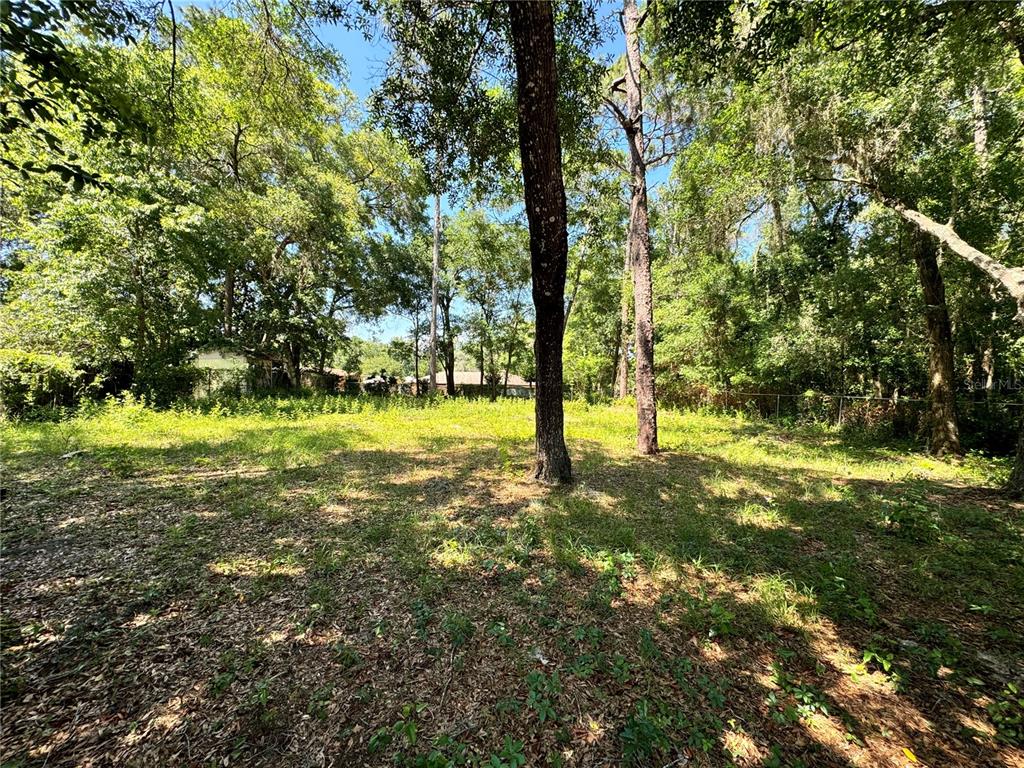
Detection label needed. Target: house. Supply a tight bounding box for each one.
[434,371,535,398]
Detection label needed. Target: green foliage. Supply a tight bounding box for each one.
[619,700,671,766]
[487,736,526,768]
[0,348,83,418]
[2,2,426,396]
[988,682,1023,746]
[524,670,560,723]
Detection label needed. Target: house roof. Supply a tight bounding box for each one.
[435,371,533,387]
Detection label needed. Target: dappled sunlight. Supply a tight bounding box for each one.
[208,554,306,579]
[3,401,1022,766]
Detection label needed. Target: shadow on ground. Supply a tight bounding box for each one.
[2,415,1022,767]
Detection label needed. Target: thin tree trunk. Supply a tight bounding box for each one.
[982,340,995,397]
[972,83,988,166]
[286,341,302,390]
[616,244,630,398]
[429,192,441,392]
[508,0,572,484]
[622,0,657,454]
[911,226,962,457]
[413,311,420,394]
[224,267,234,338]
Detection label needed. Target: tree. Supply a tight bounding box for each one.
[1,4,426,396]
[604,0,660,453]
[447,209,531,399]
[507,0,573,483]
[357,0,602,481]
[658,0,1023,473]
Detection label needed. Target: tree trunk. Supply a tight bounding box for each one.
[911,226,962,457]
[413,311,421,394]
[286,341,302,390]
[981,340,995,398]
[972,83,988,166]
[508,0,572,484]
[615,241,631,398]
[622,0,658,454]
[1008,415,1024,499]
[429,192,441,392]
[224,267,235,338]
[440,294,456,396]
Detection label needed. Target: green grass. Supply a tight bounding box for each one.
[1,397,1021,767]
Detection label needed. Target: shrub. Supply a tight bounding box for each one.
[0,349,84,418]
[133,362,204,407]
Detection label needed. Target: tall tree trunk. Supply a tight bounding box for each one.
[615,243,631,398]
[622,0,658,454]
[911,226,962,457]
[508,0,572,484]
[429,192,441,392]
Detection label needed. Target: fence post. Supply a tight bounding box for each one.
[838,396,845,426]
[775,394,781,420]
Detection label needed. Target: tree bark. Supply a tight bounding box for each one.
[429,192,441,393]
[972,83,988,165]
[440,292,456,396]
[615,244,631,398]
[622,0,658,454]
[286,340,302,390]
[911,226,962,457]
[223,267,234,339]
[1008,413,1024,499]
[412,310,421,394]
[508,0,572,484]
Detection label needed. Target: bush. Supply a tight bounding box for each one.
[133,362,204,407]
[0,349,84,418]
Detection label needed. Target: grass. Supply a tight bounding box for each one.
[1,396,1022,767]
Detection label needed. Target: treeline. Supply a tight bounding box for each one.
[2,0,1023,489]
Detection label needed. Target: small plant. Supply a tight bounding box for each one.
[620,700,670,765]
[442,611,475,649]
[332,640,362,670]
[771,665,830,721]
[638,628,660,661]
[875,488,939,540]
[369,702,428,753]
[487,735,526,768]
[525,670,560,723]
[487,619,515,648]
[307,684,333,720]
[988,682,1023,746]
[412,599,435,640]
